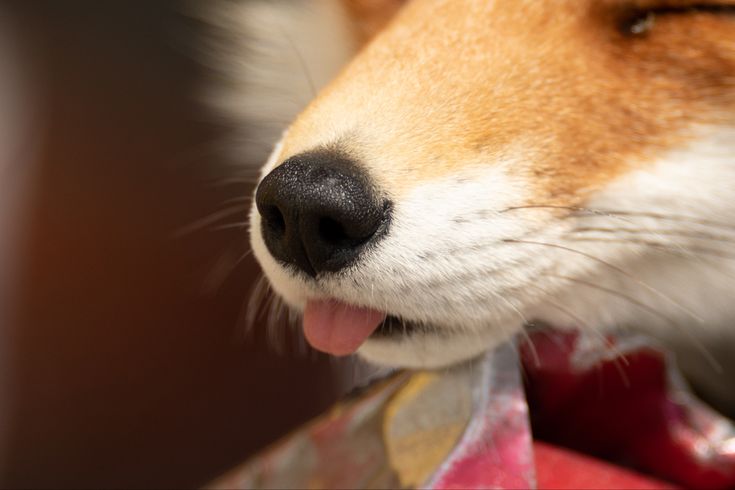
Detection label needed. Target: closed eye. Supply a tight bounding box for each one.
[619,3,735,35]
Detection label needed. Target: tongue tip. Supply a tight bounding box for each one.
[302,322,361,357]
[303,299,386,356]
[303,334,361,357]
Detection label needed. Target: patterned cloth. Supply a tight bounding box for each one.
[210,331,735,489]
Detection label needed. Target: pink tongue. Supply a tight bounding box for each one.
[303,300,387,356]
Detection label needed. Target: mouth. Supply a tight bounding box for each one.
[302,299,425,356]
[371,315,422,338]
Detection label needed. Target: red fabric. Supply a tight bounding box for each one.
[522,332,735,489]
[535,441,676,489]
[217,330,735,489]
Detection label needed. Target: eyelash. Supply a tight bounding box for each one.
[619,3,735,35]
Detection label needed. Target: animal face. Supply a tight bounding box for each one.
[244,0,735,368]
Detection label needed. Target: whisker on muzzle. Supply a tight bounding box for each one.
[544,273,722,374]
[173,204,250,238]
[504,238,706,325]
[500,205,735,233]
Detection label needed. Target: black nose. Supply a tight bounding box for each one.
[255,151,391,276]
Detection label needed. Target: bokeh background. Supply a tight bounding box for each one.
[0,1,347,487]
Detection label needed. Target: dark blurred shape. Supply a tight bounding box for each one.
[0,1,343,488]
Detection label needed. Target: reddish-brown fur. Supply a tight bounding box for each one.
[342,0,406,43]
[276,0,734,205]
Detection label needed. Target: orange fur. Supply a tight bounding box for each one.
[341,0,406,44]
[276,0,735,205]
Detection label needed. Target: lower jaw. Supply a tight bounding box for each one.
[360,325,508,370]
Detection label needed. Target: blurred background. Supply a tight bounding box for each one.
[0,1,348,487]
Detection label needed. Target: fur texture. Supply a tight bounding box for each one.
[211,0,735,411]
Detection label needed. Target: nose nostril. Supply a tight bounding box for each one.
[318,217,352,246]
[261,205,286,237]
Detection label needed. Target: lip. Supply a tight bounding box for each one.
[371,314,422,338]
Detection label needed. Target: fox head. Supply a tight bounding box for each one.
[226,0,735,369]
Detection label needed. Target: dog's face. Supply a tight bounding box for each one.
[249,0,735,368]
